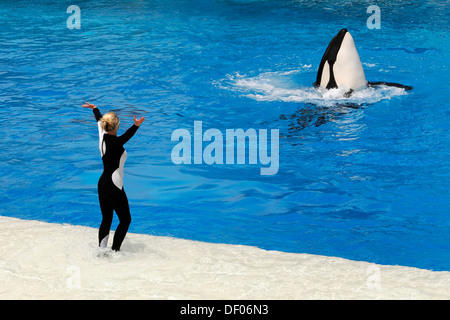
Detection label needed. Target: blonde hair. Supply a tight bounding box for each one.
[101,112,120,132]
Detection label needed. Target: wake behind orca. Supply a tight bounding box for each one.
[314,28,412,97]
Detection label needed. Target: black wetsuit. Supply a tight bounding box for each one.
[93,108,139,251]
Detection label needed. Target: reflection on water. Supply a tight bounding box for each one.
[279,102,367,135]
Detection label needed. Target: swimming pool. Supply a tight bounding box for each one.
[0,0,449,271]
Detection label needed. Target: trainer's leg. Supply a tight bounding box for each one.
[111,189,131,251]
[98,187,113,248]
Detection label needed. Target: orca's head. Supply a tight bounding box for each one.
[337,28,348,37]
[314,28,367,91]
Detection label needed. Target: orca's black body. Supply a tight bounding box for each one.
[367,81,413,90]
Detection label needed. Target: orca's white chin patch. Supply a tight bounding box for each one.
[334,32,367,90]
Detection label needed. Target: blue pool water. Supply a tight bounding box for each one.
[0,0,449,271]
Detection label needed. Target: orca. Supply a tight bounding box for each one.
[314,28,412,97]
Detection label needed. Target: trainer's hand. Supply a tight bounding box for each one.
[133,116,145,126]
[82,102,97,109]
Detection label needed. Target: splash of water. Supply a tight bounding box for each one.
[221,69,409,107]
